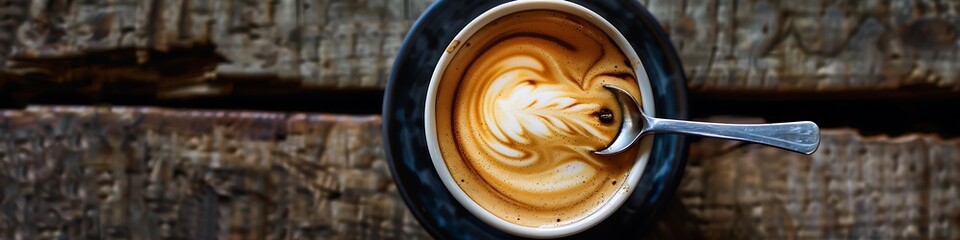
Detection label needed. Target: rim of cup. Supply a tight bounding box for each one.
[423,0,657,238]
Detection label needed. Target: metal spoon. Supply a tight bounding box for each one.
[593,85,821,156]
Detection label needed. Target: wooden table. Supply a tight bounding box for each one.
[0,0,958,239]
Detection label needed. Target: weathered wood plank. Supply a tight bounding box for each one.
[0,0,433,90]
[2,0,957,93]
[650,0,960,91]
[0,106,430,239]
[4,107,960,238]
[680,127,960,239]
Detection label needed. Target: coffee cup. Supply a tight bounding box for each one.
[423,0,657,238]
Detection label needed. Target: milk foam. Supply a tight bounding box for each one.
[461,52,609,208]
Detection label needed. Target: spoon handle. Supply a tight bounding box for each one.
[644,117,821,154]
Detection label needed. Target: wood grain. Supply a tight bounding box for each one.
[1,0,957,94]
[0,106,430,239]
[680,128,960,239]
[0,0,433,92]
[4,108,959,239]
[646,0,960,91]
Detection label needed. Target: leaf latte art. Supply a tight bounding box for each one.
[435,10,644,227]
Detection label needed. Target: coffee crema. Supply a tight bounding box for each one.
[435,10,644,227]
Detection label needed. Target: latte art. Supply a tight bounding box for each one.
[435,10,644,227]
[461,55,612,208]
[483,57,606,153]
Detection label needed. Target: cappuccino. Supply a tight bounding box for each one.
[434,10,644,228]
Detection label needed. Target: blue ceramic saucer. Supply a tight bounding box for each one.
[383,0,689,238]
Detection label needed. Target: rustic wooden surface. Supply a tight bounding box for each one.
[0,0,433,93]
[1,0,959,239]
[0,106,430,240]
[681,125,960,239]
[1,0,957,95]
[647,0,960,91]
[3,108,959,239]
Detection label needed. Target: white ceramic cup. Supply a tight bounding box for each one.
[423,0,656,238]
